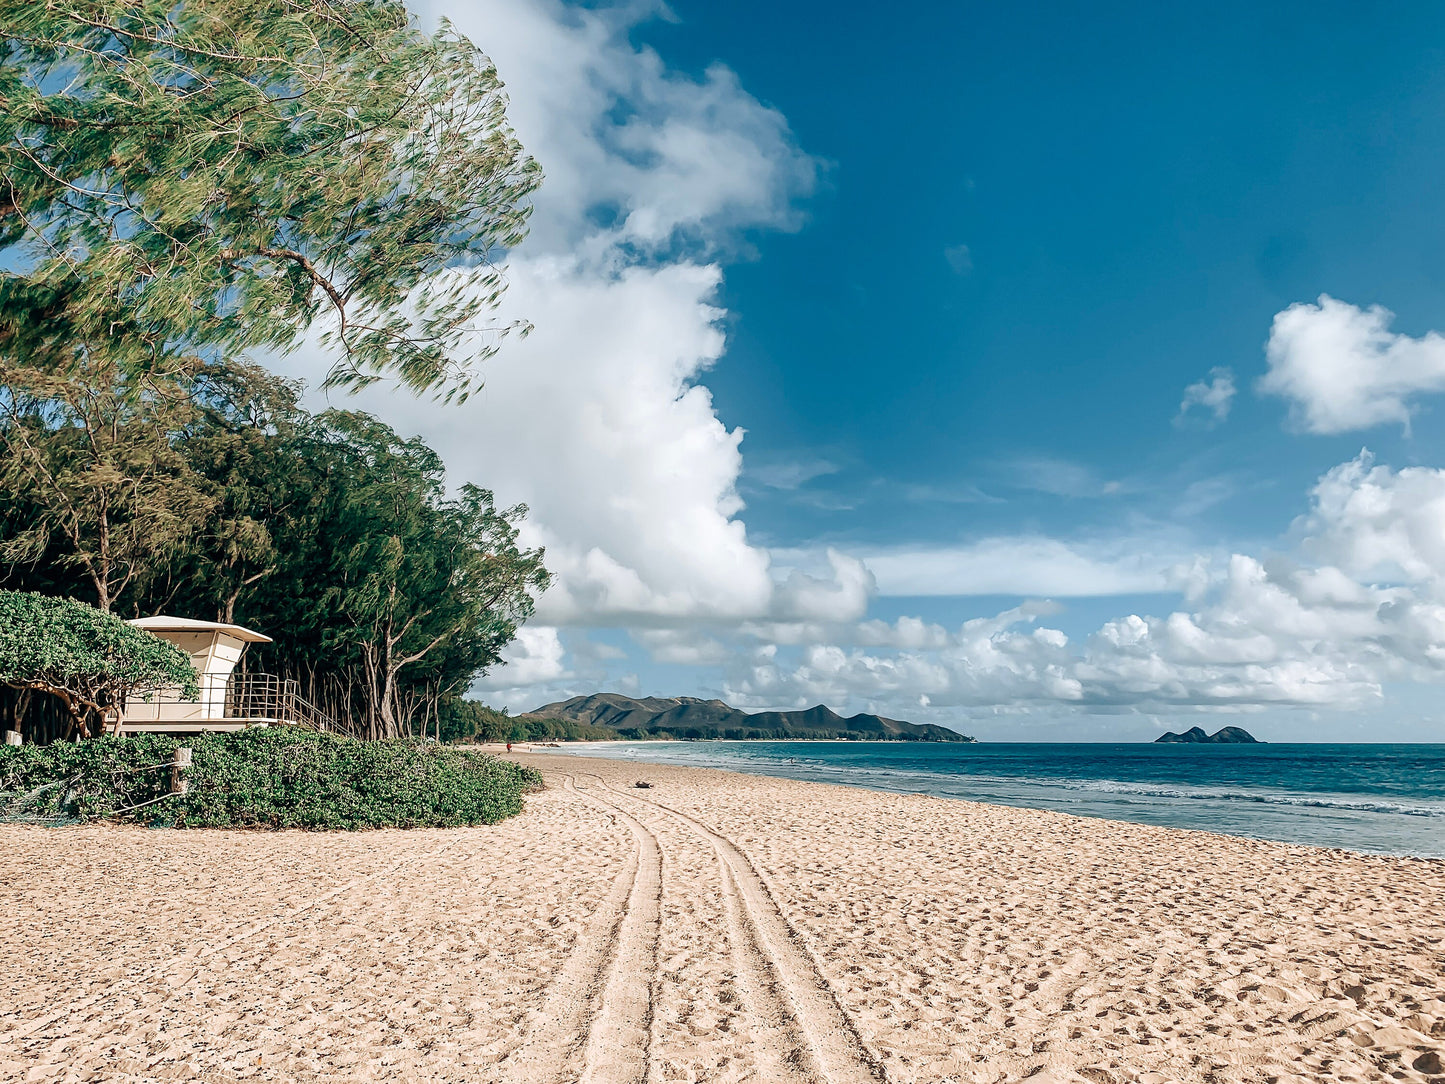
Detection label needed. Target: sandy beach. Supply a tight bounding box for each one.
[2,751,1443,1083]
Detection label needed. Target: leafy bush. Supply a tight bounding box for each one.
[0,728,541,829]
[0,591,198,739]
[439,699,622,743]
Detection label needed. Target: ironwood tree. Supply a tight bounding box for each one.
[0,0,540,398]
[309,414,549,739]
[0,0,549,736]
[0,352,214,613]
[1,365,551,738]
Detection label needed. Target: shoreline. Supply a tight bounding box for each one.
[3,749,1442,1081]
[486,740,1445,861]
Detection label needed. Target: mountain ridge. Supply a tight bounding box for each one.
[522,692,973,742]
[1154,725,1260,744]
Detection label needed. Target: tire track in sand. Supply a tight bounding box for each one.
[571,777,663,1084]
[500,776,661,1084]
[586,773,889,1084]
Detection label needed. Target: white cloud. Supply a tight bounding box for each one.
[278,0,870,643]
[748,457,841,490]
[729,458,1445,719]
[772,548,874,622]
[1260,295,1445,434]
[634,628,731,666]
[943,243,972,274]
[1298,451,1445,593]
[728,552,1413,717]
[1176,366,1236,425]
[855,615,953,650]
[860,537,1180,597]
[436,0,815,256]
[474,625,569,692]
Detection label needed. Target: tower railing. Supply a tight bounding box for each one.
[225,674,335,732]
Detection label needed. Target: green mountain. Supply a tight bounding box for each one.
[1154,725,1260,744]
[522,693,974,742]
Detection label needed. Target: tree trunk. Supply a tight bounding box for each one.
[13,688,30,740]
[93,500,112,613]
[378,664,397,740]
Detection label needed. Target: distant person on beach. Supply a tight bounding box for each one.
[506,742,512,753]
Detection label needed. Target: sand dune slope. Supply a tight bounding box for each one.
[1,752,1442,1083]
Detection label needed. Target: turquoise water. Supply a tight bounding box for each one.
[551,741,1445,858]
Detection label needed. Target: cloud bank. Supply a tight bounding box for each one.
[727,452,1445,718]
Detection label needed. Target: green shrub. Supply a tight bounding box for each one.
[0,728,542,829]
[0,590,198,739]
[438,698,622,743]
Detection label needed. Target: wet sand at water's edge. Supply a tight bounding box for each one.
[2,750,1443,1083]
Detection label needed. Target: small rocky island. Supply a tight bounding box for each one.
[1155,725,1261,744]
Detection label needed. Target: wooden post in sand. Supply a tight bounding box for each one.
[170,747,191,796]
[3,730,20,746]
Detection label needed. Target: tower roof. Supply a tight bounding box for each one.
[128,616,272,644]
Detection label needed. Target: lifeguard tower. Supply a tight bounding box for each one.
[117,616,332,734]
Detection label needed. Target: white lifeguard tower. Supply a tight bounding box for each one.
[117,616,331,734]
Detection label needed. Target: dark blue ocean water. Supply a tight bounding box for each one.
[552,741,1445,858]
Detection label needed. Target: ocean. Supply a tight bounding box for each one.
[549,740,1445,858]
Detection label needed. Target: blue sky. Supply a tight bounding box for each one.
[289,0,1445,740]
[675,0,1445,543]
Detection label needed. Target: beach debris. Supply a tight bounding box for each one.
[634,781,653,789]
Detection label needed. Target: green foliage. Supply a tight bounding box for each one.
[439,700,621,744]
[0,361,550,738]
[0,591,196,737]
[0,3,551,742]
[0,352,214,611]
[164,362,307,622]
[0,728,542,828]
[300,411,549,737]
[1,0,540,398]
[202,403,550,738]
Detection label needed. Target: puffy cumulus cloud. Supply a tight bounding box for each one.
[278,1,871,648]
[1260,295,1445,434]
[475,628,653,711]
[855,616,952,651]
[473,625,570,706]
[420,0,815,256]
[1298,451,1445,591]
[728,605,1085,713]
[459,258,782,627]
[772,550,875,624]
[1176,367,1236,425]
[727,556,1416,718]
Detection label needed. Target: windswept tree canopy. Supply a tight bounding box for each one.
[0,359,552,739]
[0,351,215,613]
[0,590,198,738]
[0,0,540,399]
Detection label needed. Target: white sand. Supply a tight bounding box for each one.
[1,750,1442,1083]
